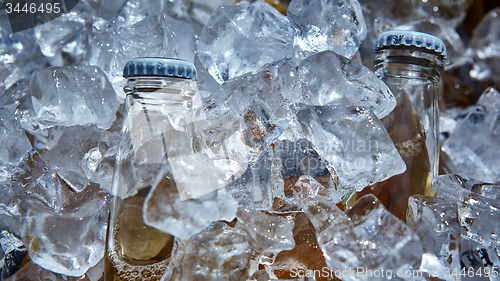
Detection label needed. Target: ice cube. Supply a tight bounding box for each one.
[203,62,295,162]
[165,0,234,28]
[459,193,500,250]
[442,88,500,182]
[113,0,166,27]
[29,66,120,130]
[287,0,367,59]
[235,207,295,264]
[161,222,252,281]
[432,174,500,264]
[0,112,45,205]
[301,194,424,280]
[292,51,396,119]
[271,141,340,208]
[416,0,471,27]
[347,195,423,275]
[226,149,275,210]
[432,173,475,202]
[143,170,238,240]
[34,11,88,59]
[266,212,332,280]
[39,125,119,192]
[0,15,45,88]
[300,195,360,276]
[407,195,461,281]
[13,172,111,277]
[197,1,295,83]
[292,105,406,192]
[469,7,500,89]
[0,112,32,175]
[87,17,116,78]
[0,79,64,151]
[282,174,328,205]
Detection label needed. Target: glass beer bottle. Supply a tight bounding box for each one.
[104,58,198,281]
[347,31,446,220]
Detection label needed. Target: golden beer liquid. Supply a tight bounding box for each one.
[104,187,175,281]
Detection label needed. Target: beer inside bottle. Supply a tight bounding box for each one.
[105,58,198,281]
[346,31,446,220]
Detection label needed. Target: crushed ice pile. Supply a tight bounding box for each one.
[0,0,500,280]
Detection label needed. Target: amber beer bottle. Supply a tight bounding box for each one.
[104,58,198,281]
[347,31,446,220]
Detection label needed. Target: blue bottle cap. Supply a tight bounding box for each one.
[123,57,197,80]
[374,31,447,59]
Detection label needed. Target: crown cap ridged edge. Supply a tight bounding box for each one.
[374,30,447,59]
[123,57,197,80]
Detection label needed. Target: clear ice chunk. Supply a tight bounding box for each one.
[287,0,367,59]
[34,11,88,58]
[345,195,423,276]
[161,222,252,281]
[166,0,234,27]
[271,140,340,208]
[469,7,500,89]
[226,149,275,210]
[0,112,46,205]
[87,17,116,78]
[39,125,119,192]
[292,105,406,192]
[432,173,476,202]
[113,0,166,28]
[29,66,120,130]
[265,211,331,280]
[235,207,295,264]
[407,195,461,281]
[284,174,327,205]
[459,193,500,250]
[0,112,32,175]
[203,62,295,162]
[300,195,359,275]
[109,14,195,96]
[442,88,500,183]
[0,79,65,151]
[197,1,295,83]
[292,51,396,119]
[143,170,238,240]
[301,194,423,280]
[0,14,45,87]
[432,174,500,259]
[13,171,111,277]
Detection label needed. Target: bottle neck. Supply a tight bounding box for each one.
[374,49,444,82]
[124,76,197,109]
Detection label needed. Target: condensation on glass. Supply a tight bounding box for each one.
[104,58,198,281]
[347,31,446,220]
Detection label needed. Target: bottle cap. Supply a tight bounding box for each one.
[374,31,447,59]
[123,57,197,79]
